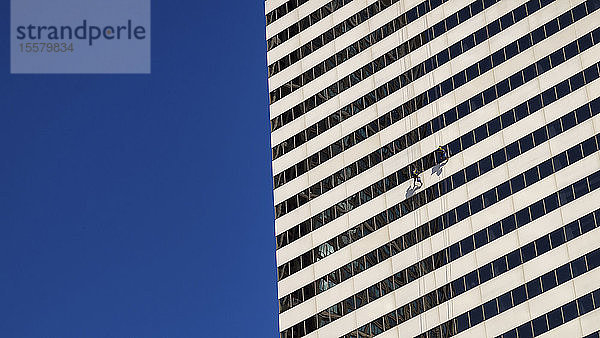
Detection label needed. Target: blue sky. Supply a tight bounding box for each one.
[0,1,278,337]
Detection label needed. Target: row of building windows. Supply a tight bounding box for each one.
[281,199,600,337]
[270,0,545,157]
[280,159,600,319]
[274,54,600,258]
[273,30,598,222]
[269,0,509,131]
[415,252,600,338]
[267,0,444,74]
[279,137,598,304]
[276,89,600,284]
[268,0,486,100]
[333,197,600,336]
[274,53,597,254]
[270,0,554,108]
[277,130,600,313]
[275,60,597,242]
[265,0,310,27]
[350,203,600,338]
[350,243,600,338]
[276,82,599,263]
[266,0,357,37]
[499,290,600,338]
[268,0,593,135]
[290,170,600,333]
[271,3,596,189]
[267,0,402,53]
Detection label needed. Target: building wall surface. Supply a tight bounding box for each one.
[265,0,600,336]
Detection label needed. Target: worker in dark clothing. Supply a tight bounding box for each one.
[411,167,422,188]
[436,145,449,163]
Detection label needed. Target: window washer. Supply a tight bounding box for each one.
[436,145,449,163]
[411,167,422,188]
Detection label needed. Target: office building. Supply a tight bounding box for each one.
[266,0,600,336]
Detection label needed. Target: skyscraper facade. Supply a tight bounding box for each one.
[266,0,600,336]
